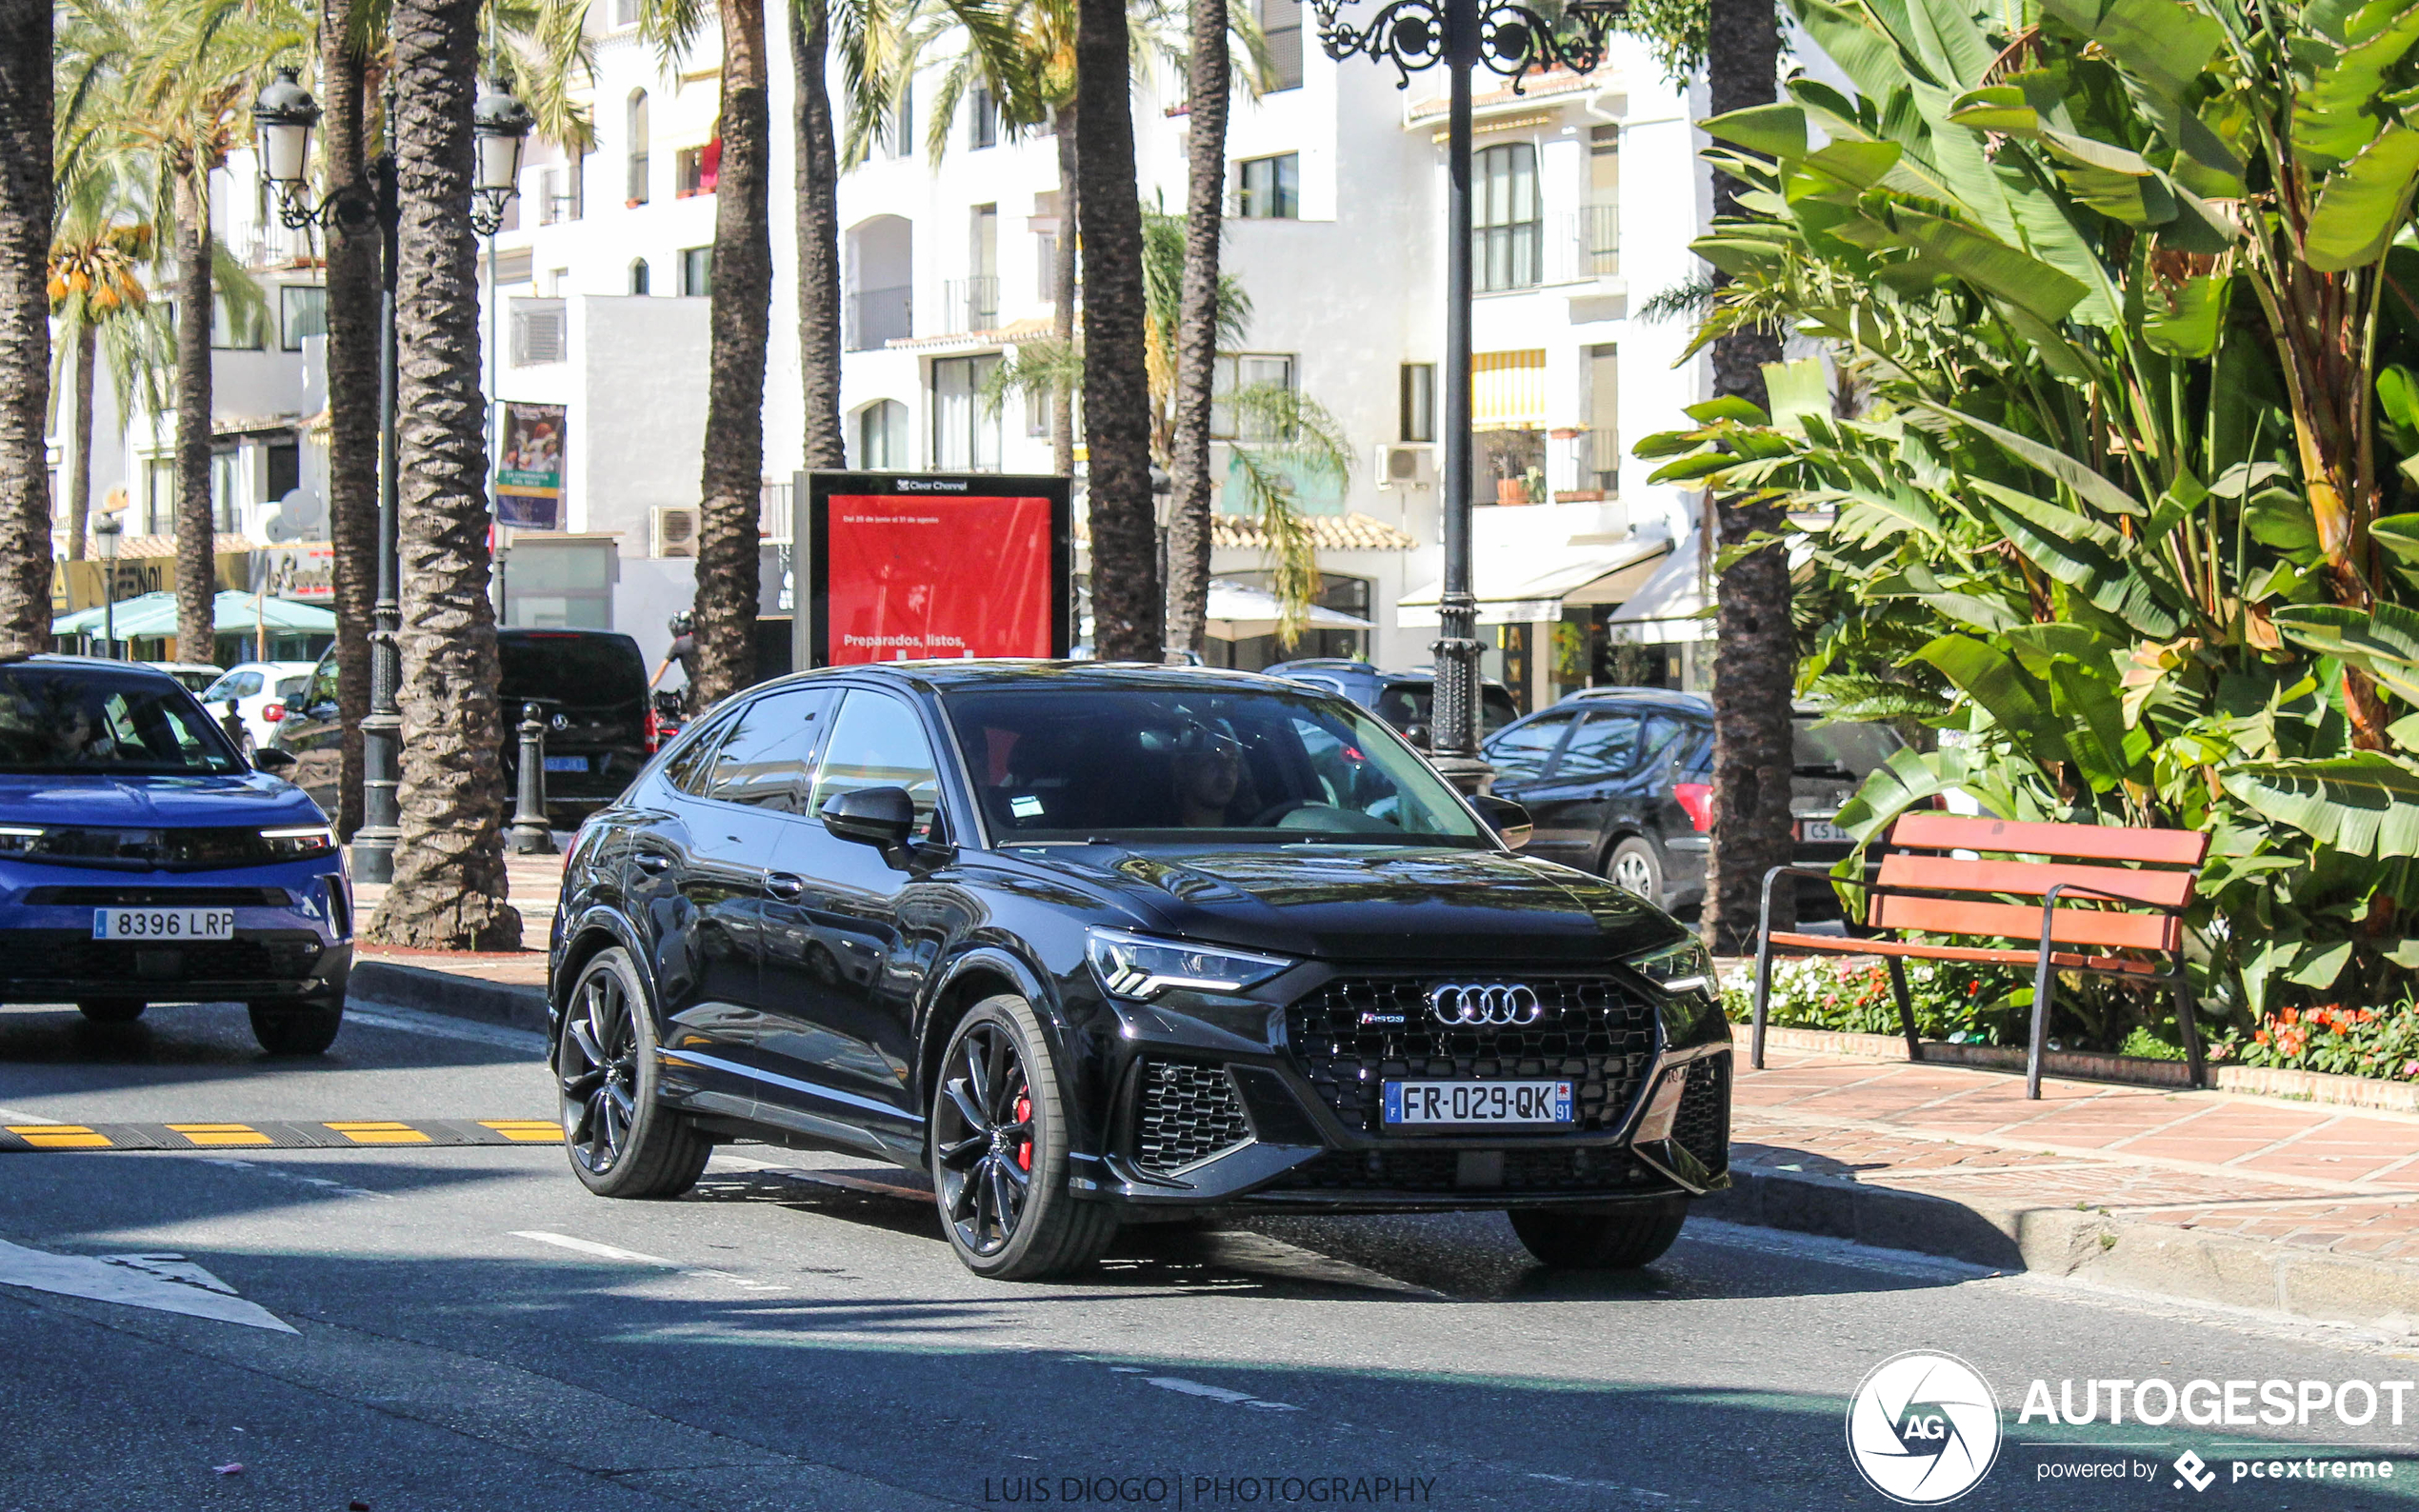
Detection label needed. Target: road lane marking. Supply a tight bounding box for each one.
[510,1231,788,1291]
[346,1002,550,1051]
[0,1237,294,1332]
[1142,1376,1301,1411]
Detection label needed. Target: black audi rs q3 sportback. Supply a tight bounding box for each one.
[548,663,1731,1281]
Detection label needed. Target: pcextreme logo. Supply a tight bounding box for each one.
[1846,1351,2005,1504]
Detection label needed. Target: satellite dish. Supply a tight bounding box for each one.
[265,486,324,543]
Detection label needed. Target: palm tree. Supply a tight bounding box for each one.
[1162,0,1229,661]
[361,0,521,950]
[0,0,51,655]
[1696,0,1792,954]
[792,0,848,473]
[47,163,170,565]
[319,0,383,840]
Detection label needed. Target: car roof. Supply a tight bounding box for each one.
[10,653,182,681]
[750,659,1320,697]
[1559,686,1713,710]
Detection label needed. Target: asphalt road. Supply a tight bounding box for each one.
[1,996,2414,1512]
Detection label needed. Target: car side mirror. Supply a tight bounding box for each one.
[251,747,297,774]
[310,702,337,720]
[820,786,916,864]
[1469,794,1532,849]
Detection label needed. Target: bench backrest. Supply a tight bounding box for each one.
[1869,812,2207,954]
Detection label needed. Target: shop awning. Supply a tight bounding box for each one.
[1398,535,1669,627]
[53,590,337,639]
[1206,580,1375,641]
[1602,528,1709,645]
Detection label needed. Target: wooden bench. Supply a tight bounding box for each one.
[1748,812,2209,1098]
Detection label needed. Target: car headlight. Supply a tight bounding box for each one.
[1086,928,1293,1000]
[1627,936,1713,994]
[260,825,338,861]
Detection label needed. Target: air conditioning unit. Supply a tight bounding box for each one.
[652,505,701,558]
[1374,444,1435,489]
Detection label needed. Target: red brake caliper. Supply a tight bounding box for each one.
[1014,1092,1033,1172]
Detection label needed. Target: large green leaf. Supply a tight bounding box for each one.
[1864,208,2092,325]
[1704,103,1809,160]
[2371,512,2419,563]
[2036,0,2224,104]
[1976,482,2189,638]
[2305,122,2419,270]
[2292,0,2419,164]
[2220,753,2419,857]
[1912,634,2072,765]
[1919,402,2149,516]
[2048,660,2142,792]
[2143,274,2232,355]
[1832,746,1987,844]
[2272,602,2419,704]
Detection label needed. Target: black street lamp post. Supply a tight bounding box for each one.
[1311,0,1624,788]
[254,68,530,883]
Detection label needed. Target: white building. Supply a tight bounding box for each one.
[55,12,1726,706]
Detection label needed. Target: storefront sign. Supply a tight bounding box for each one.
[798,471,1071,667]
[496,402,566,530]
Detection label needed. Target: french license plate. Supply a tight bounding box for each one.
[93,907,234,941]
[1383,1080,1574,1126]
[544,755,589,773]
[1799,818,1852,844]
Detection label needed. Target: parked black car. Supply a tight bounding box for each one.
[550,663,1730,1281]
[1263,659,1521,747]
[1481,688,1907,916]
[275,628,652,828]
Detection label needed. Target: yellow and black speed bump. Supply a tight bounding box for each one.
[0,1119,561,1152]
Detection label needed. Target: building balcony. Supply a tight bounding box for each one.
[846,285,911,351]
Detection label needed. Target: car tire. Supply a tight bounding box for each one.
[930,994,1118,1282]
[77,999,145,1025]
[556,947,710,1200]
[248,995,344,1055]
[1605,836,1665,905]
[1509,1199,1689,1269]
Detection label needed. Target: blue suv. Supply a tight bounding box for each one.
[0,656,352,1052]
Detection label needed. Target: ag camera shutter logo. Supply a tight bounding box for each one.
[1846,1351,2004,1503]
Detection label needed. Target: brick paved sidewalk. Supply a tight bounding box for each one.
[1721,1040,2419,1328]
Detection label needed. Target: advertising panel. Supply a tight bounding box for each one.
[496,402,567,530]
[798,472,1071,668]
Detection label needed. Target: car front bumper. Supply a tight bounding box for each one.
[0,859,354,1005]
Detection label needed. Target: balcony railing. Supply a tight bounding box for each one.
[846,285,911,350]
[944,274,1000,333]
[1473,208,1623,291]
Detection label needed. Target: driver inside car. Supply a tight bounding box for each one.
[1169,721,1249,827]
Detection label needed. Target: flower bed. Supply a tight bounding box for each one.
[1719,955,2027,1045]
[2212,1005,2419,1084]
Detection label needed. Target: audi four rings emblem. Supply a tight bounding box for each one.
[1426,983,1545,1025]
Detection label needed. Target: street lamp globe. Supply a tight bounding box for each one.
[470,80,536,234]
[250,67,322,196]
[92,512,121,560]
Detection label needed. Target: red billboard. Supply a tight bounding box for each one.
[802,473,1072,667]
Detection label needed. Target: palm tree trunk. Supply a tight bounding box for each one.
[1075,0,1159,662]
[0,0,49,655]
[66,321,96,562]
[171,169,217,665]
[1699,0,1792,955]
[1052,102,1077,479]
[1164,0,1229,661]
[322,0,381,839]
[362,0,520,950]
[690,0,773,705]
[791,0,845,470]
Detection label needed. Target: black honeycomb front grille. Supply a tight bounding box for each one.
[1,931,322,984]
[1670,1054,1729,1172]
[1282,977,1659,1136]
[1134,1061,1253,1174]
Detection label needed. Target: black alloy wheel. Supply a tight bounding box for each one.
[557,947,709,1198]
[930,996,1117,1281]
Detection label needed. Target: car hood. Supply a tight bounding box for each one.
[1020,843,1689,965]
[0,771,325,830]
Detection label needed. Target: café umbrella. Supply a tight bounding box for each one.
[51,590,336,640]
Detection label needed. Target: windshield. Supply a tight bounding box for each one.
[0,668,245,774]
[1371,683,1520,739]
[944,686,1490,846]
[1792,715,1903,778]
[499,634,647,707]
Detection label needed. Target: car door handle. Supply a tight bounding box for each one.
[763,872,806,900]
[632,851,673,875]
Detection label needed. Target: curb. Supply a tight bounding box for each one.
[1709,1154,2419,1334]
[350,961,550,1034]
[1735,1023,2419,1113]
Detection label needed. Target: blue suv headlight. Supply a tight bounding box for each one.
[260,825,338,862]
[1086,928,1293,1001]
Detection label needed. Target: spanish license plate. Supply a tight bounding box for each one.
[1383,1080,1574,1126]
[544,755,589,773]
[1799,818,1852,844]
[93,907,234,941]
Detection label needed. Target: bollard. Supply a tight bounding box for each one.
[509,701,558,856]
